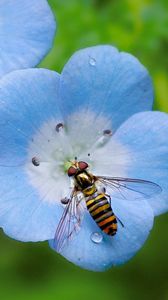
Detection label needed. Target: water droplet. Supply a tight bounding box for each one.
[89,57,96,66]
[91,232,103,244]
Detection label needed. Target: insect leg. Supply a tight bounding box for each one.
[104,192,124,228]
[105,193,111,205]
[115,215,125,228]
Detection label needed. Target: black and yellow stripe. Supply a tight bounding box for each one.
[74,170,117,236]
[85,192,117,236]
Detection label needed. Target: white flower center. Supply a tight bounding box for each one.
[25,110,130,204]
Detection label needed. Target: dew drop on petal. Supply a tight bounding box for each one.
[89,57,96,66]
[91,232,103,244]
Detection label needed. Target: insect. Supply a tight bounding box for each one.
[54,160,161,252]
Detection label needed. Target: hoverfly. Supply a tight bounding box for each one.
[54,160,161,252]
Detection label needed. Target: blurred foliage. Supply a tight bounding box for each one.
[41,0,168,112]
[1,0,168,300]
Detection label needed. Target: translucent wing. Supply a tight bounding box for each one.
[96,176,162,200]
[54,190,85,253]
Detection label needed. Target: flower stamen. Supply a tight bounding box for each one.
[103,129,112,136]
[32,156,40,166]
[89,129,112,151]
[55,123,64,132]
[61,197,70,205]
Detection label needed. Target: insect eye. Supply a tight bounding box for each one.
[78,161,88,170]
[68,166,77,177]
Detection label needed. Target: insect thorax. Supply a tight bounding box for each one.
[74,171,95,191]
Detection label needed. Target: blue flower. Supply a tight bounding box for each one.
[0,0,55,78]
[0,46,167,271]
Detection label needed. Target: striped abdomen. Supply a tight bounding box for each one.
[85,190,117,236]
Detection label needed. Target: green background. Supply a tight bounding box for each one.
[1,0,168,299]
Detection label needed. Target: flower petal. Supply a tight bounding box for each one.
[0,0,56,78]
[0,167,62,241]
[50,198,154,271]
[0,69,65,241]
[60,45,153,132]
[113,111,168,216]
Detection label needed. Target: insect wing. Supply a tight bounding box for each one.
[96,176,162,200]
[54,191,85,252]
